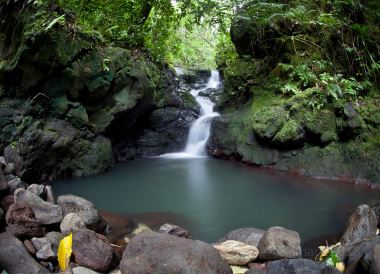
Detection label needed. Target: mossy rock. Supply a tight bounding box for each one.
[50,96,70,116]
[299,109,338,145]
[66,105,89,128]
[251,105,289,140]
[273,119,304,147]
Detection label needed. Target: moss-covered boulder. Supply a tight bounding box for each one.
[273,119,304,148]
[3,119,114,181]
[251,106,289,141]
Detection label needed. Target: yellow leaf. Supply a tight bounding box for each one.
[319,247,330,261]
[318,246,326,251]
[336,262,345,272]
[58,233,73,271]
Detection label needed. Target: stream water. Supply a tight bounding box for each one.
[54,70,380,248]
[54,157,379,245]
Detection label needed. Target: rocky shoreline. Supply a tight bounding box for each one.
[0,157,379,274]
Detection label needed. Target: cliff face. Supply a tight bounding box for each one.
[209,0,380,186]
[0,0,197,181]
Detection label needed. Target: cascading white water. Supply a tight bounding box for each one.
[161,70,221,158]
[184,71,220,155]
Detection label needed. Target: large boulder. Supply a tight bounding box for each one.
[72,229,113,273]
[5,202,44,237]
[4,119,114,181]
[257,226,302,261]
[120,231,232,274]
[57,195,100,227]
[14,188,63,225]
[340,204,377,245]
[217,227,265,247]
[246,259,340,274]
[213,240,259,265]
[0,231,49,273]
[345,238,380,273]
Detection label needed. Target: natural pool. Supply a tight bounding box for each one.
[53,157,380,246]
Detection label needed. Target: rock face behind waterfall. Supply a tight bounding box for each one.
[0,1,197,180]
[208,0,380,187]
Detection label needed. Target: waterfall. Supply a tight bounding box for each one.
[161,70,221,158]
[184,71,220,155]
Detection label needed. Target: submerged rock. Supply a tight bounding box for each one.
[214,240,259,265]
[120,231,232,274]
[257,226,302,261]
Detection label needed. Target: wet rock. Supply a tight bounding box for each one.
[1,194,14,211]
[14,188,63,224]
[45,231,64,255]
[61,213,86,235]
[27,184,45,198]
[217,227,265,247]
[345,238,380,273]
[120,231,232,274]
[0,231,49,273]
[214,240,259,265]
[257,226,302,261]
[24,239,37,255]
[5,202,44,237]
[73,229,113,273]
[158,223,190,238]
[45,185,55,204]
[245,259,340,274]
[8,177,27,194]
[72,266,101,274]
[340,204,377,245]
[58,195,100,227]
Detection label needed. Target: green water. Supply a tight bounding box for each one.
[53,157,379,244]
